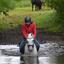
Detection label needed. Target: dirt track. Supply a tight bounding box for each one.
[0,26,64,45]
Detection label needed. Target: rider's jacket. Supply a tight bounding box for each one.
[22,22,36,39]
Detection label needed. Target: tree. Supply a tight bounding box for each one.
[0,0,21,12]
[45,0,64,34]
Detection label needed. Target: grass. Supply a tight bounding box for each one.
[16,1,31,8]
[0,7,62,33]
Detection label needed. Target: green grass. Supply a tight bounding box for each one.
[15,0,31,8]
[0,7,62,33]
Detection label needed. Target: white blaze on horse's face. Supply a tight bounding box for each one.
[27,33,34,45]
[27,38,34,45]
[27,33,34,52]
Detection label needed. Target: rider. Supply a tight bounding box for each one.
[19,16,40,53]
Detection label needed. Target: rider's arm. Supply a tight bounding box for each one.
[33,23,36,39]
[22,24,27,39]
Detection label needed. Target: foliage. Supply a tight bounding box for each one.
[0,8,60,33]
[45,0,64,35]
[0,0,21,16]
[0,0,64,36]
[0,20,7,30]
[14,0,21,2]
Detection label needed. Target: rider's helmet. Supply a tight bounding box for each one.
[25,16,31,24]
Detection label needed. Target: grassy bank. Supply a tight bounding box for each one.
[0,7,61,33]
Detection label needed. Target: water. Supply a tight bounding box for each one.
[0,43,64,64]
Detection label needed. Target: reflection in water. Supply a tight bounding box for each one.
[20,56,38,64]
[56,54,64,64]
[38,57,56,64]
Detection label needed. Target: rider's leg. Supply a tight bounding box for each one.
[19,38,26,49]
[34,39,40,47]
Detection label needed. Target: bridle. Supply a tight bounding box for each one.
[26,38,34,52]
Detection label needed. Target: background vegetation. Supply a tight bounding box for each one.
[45,0,64,35]
[0,0,64,36]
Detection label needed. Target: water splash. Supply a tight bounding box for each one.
[0,56,23,64]
[0,43,64,64]
[0,43,64,56]
[39,43,64,56]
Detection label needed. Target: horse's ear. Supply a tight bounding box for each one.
[31,33,34,37]
[31,33,33,36]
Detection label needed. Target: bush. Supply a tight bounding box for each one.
[45,0,64,35]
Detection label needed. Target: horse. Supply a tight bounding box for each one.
[24,33,37,55]
[20,33,38,64]
[31,0,43,11]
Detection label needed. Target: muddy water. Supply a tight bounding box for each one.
[0,43,64,64]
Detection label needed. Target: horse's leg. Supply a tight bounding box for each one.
[32,3,33,11]
[35,3,37,11]
[39,3,41,10]
[35,5,38,11]
[35,2,38,11]
[35,5,36,11]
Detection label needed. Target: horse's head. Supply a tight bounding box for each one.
[26,33,34,52]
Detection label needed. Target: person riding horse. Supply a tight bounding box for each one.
[19,16,40,54]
